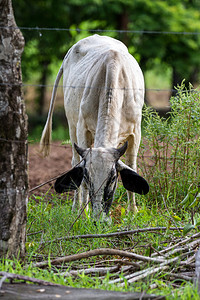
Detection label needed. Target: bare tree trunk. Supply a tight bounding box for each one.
[0,0,28,258]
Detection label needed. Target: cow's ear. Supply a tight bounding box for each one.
[116,161,149,195]
[55,166,84,193]
[120,169,149,195]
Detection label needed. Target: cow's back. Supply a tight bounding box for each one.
[62,35,144,147]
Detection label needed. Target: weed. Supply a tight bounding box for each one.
[140,82,200,208]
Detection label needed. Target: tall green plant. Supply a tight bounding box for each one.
[140,83,200,206]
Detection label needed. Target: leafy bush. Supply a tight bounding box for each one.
[140,83,200,207]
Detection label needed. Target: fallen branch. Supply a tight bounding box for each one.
[0,275,7,290]
[0,272,60,287]
[124,255,189,285]
[157,246,196,260]
[152,232,200,257]
[109,253,190,285]
[94,259,141,267]
[32,248,167,268]
[124,265,169,285]
[166,272,193,282]
[59,265,119,277]
[27,230,43,236]
[41,226,184,244]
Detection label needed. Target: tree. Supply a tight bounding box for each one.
[95,0,200,91]
[126,0,200,90]
[0,0,28,258]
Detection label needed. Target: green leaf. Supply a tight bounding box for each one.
[121,207,126,219]
[183,224,196,235]
[189,193,200,208]
[180,193,190,207]
[195,220,200,226]
[172,215,181,222]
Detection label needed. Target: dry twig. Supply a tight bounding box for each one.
[41,226,184,244]
[0,272,61,286]
[59,265,119,277]
[32,248,167,268]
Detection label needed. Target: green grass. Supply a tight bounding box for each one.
[1,186,199,299]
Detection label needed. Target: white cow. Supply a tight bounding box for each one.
[40,35,149,219]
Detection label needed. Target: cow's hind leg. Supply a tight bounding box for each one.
[68,124,82,211]
[126,128,141,213]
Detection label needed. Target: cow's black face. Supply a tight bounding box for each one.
[82,165,118,216]
[103,167,118,215]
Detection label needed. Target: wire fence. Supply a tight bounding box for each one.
[1,24,199,224]
[0,135,184,179]
[1,132,199,198]
[1,25,200,104]
[1,81,199,107]
[1,26,199,157]
[0,136,192,162]
[0,81,175,90]
[0,81,180,93]
[1,25,200,35]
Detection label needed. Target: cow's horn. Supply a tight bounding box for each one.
[74,143,86,158]
[116,141,128,158]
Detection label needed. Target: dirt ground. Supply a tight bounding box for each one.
[29,142,72,194]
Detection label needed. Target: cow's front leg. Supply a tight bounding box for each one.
[127,191,138,213]
[72,189,82,211]
[76,117,93,214]
[125,144,138,212]
[81,181,89,212]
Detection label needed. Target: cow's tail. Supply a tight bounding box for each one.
[40,65,63,157]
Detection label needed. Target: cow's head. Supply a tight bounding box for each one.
[55,142,149,218]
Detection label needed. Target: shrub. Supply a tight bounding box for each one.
[140,82,200,207]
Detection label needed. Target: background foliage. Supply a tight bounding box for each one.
[13,0,200,114]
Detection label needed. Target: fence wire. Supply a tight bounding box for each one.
[0,81,179,93]
[1,25,200,36]
[1,25,199,202]
[1,80,200,95]
[1,25,200,95]
[0,137,192,162]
